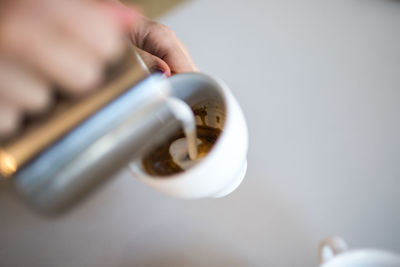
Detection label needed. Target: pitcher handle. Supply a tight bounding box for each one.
[319,236,348,264]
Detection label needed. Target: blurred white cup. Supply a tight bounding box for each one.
[319,236,400,267]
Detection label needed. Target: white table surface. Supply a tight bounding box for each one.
[1,0,400,266]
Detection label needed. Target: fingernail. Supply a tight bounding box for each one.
[156,68,170,78]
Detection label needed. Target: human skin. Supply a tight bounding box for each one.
[0,0,197,139]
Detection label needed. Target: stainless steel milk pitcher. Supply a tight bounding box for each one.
[0,49,193,213]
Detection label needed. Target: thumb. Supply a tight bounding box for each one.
[135,48,171,77]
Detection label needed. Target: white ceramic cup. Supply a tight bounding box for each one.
[319,236,400,267]
[129,73,248,199]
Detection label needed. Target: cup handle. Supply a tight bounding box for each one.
[318,236,348,264]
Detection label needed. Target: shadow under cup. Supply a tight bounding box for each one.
[129,73,248,199]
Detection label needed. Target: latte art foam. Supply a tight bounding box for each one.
[142,126,221,176]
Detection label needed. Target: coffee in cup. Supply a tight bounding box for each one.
[142,123,222,176]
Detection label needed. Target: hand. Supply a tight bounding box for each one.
[0,0,198,140]
[130,17,198,76]
[0,0,137,139]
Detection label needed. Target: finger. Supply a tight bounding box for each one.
[131,20,198,74]
[0,1,107,95]
[46,0,130,61]
[156,32,198,74]
[31,36,103,95]
[0,59,51,113]
[135,48,171,76]
[0,101,21,140]
[17,22,103,94]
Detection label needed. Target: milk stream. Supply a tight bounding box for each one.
[165,98,199,166]
[169,117,200,170]
[184,126,198,161]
